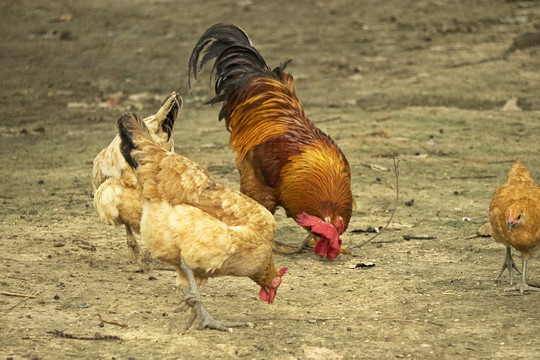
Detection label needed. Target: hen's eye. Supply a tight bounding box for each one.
[517,214,522,220]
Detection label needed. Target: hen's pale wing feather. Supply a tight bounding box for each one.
[141,201,274,287]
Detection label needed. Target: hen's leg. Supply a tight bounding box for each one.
[179,256,247,331]
[125,225,141,261]
[495,246,520,284]
[505,258,540,293]
[125,225,149,273]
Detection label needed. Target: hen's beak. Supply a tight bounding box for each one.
[507,222,516,231]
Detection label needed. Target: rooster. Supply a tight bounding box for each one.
[92,92,181,272]
[117,112,287,331]
[188,23,353,260]
[489,159,540,293]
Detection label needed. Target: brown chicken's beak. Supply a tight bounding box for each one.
[507,222,516,231]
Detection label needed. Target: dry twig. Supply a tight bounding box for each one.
[1,291,36,298]
[97,314,128,328]
[4,291,42,312]
[48,330,121,341]
[403,235,436,241]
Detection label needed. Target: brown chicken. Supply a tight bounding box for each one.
[117,112,287,331]
[489,159,540,293]
[188,23,353,260]
[92,92,182,271]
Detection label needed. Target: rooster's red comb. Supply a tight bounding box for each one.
[296,212,322,227]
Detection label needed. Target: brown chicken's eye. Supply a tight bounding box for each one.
[517,214,522,220]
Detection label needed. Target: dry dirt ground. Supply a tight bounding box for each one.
[1,0,540,359]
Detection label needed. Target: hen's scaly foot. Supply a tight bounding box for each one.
[504,283,540,294]
[179,256,248,332]
[184,303,247,332]
[504,258,539,294]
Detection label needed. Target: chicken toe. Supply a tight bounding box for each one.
[188,302,247,331]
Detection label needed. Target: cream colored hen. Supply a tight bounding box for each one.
[489,159,540,293]
[117,112,287,331]
[92,92,182,272]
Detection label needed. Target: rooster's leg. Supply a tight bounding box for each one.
[274,233,351,255]
[495,246,520,284]
[179,256,247,331]
[505,257,540,293]
[273,234,314,254]
[125,225,149,273]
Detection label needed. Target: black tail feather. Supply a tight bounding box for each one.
[189,23,252,80]
[157,92,183,141]
[272,59,293,82]
[188,23,272,107]
[118,113,149,169]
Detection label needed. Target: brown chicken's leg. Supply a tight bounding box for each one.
[126,225,150,273]
[495,246,520,284]
[505,257,540,294]
[179,256,247,331]
[273,233,351,256]
[273,234,314,254]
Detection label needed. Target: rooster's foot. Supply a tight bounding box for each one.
[273,234,313,254]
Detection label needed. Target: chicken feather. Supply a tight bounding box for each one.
[189,23,353,259]
[92,92,182,271]
[117,111,287,330]
[489,158,540,293]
